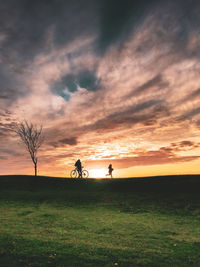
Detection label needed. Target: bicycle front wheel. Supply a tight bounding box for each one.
[70,169,78,178]
[82,170,89,178]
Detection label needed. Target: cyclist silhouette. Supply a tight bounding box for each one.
[75,159,82,178]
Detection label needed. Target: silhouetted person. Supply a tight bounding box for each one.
[106,164,114,178]
[75,159,82,178]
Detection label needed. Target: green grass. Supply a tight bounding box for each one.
[0,175,200,266]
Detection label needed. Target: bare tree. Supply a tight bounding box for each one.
[15,121,44,176]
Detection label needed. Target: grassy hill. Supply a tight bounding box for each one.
[0,175,200,266]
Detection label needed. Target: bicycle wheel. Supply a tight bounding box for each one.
[82,170,89,178]
[70,169,78,178]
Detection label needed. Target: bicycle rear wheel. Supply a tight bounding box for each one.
[70,169,78,178]
[82,170,89,178]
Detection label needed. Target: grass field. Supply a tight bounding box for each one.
[0,175,200,267]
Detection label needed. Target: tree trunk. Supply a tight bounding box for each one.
[34,162,37,176]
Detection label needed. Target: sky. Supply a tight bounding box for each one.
[0,0,200,178]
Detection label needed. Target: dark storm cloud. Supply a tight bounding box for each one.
[0,0,199,87]
[133,74,163,94]
[41,153,74,162]
[169,0,200,59]
[187,88,200,100]
[78,70,101,91]
[97,0,200,57]
[124,74,168,100]
[179,107,200,120]
[0,88,18,100]
[51,74,78,101]
[98,0,160,53]
[79,99,164,133]
[44,98,165,143]
[59,137,77,146]
[0,148,21,157]
[0,66,26,103]
[0,0,100,105]
[180,88,200,104]
[0,0,199,65]
[1,0,197,70]
[48,136,77,147]
[0,0,98,62]
[116,99,163,116]
[83,113,152,133]
[130,0,200,62]
[51,70,101,100]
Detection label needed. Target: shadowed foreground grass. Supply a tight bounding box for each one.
[0,175,200,266]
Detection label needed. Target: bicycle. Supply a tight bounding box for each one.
[70,167,89,178]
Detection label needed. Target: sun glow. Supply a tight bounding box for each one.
[89,168,107,178]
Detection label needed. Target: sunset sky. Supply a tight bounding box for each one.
[1,0,200,178]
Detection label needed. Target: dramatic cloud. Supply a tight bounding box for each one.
[0,0,200,177]
[180,88,200,104]
[49,137,78,147]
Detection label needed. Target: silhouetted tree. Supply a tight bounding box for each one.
[15,121,44,176]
